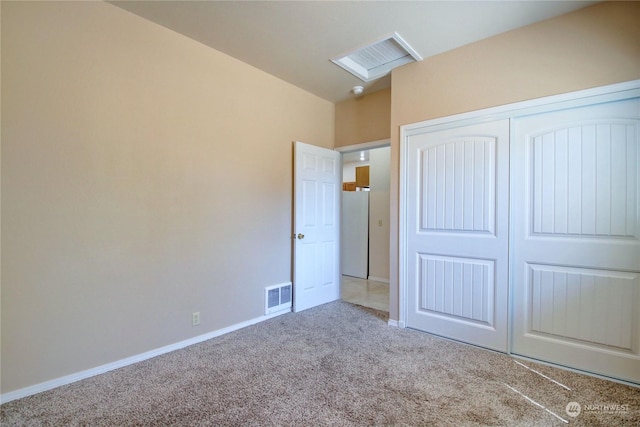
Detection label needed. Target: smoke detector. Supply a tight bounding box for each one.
[331,32,422,82]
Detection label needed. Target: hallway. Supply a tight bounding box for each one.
[341,276,389,312]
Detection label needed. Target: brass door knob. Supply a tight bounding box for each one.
[297,233,305,239]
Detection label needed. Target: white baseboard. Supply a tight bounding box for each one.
[387,319,405,328]
[0,309,291,404]
[367,276,390,284]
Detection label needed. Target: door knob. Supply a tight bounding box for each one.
[297,233,305,239]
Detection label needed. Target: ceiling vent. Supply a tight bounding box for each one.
[331,32,422,82]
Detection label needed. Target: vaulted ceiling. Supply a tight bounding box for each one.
[111,1,597,103]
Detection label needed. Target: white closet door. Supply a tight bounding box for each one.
[511,99,640,383]
[405,120,510,352]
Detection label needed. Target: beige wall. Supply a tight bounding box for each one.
[388,1,640,320]
[1,1,333,394]
[4,0,640,396]
[335,88,390,148]
[0,1,3,387]
[335,87,391,281]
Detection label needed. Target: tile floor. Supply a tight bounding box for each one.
[341,275,389,312]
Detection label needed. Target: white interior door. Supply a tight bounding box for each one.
[341,191,369,278]
[293,141,341,312]
[405,120,510,352]
[511,99,640,383]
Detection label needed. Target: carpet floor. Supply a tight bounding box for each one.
[1,301,639,426]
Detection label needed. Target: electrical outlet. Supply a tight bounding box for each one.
[192,312,200,326]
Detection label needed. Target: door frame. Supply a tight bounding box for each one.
[335,138,391,155]
[336,139,391,284]
[399,80,640,344]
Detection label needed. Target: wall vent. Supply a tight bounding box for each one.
[265,282,292,315]
[331,32,422,82]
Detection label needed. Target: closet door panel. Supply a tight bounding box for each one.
[406,120,510,352]
[511,98,640,384]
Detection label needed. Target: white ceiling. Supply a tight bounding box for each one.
[110,1,597,103]
[342,150,369,164]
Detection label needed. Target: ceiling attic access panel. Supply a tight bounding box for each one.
[331,33,422,82]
